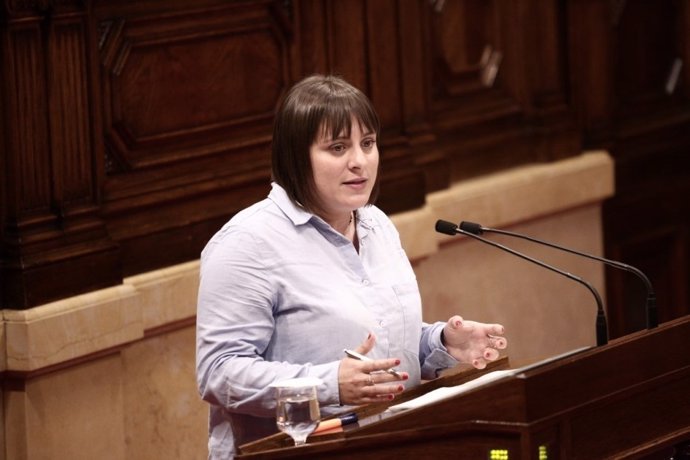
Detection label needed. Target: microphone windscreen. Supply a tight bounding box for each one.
[435,220,458,236]
[459,221,483,235]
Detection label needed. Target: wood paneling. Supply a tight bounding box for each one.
[1,1,121,309]
[420,0,579,187]
[1,0,688,334]
[568,0,690,336]
[95,1,288,274]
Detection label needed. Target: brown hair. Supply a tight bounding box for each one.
[271,74,381,212]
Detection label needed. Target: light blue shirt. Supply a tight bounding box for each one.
[196,183,458,459]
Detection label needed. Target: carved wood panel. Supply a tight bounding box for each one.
[421,0,580,188]
[99,6,287,172]
[94,1,290,274]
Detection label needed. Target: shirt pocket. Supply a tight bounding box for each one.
[392,282,423,357]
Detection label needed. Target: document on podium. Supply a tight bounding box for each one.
[386,346,591,413]
[386,369,516,413]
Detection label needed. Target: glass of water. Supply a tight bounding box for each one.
[271,377,322,446]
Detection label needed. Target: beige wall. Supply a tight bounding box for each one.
[415,205,604,367]
[1,152,614,459]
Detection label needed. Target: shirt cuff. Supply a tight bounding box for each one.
[421,323,459,379]
[307,361,342,406]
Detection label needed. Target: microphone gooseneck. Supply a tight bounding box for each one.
[460,220,657,329]
[436,219,609,346]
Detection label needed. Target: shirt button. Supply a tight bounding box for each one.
[362,279,370,286]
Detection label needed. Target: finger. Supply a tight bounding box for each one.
[360,393,397,404]
[354,332,376,355]
[490,336,508,349]
[471,356,487,369]
[363,382,405,396]
[486,323,505,336]
[487,334,507,349]
[361,358,401,375]
[447,316,476,336]
[483,347,499,361]
[447,315,464,330]
[360,374,375,387]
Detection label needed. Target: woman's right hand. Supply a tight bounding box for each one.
[337,333,408,405]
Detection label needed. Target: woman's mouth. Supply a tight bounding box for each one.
[343,178,367,190]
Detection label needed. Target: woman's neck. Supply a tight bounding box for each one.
[333,211,354,236]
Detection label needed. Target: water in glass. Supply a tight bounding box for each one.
[271,378,322,446]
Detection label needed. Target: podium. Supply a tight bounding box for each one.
[238,315,690,459]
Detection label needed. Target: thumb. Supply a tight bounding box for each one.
[353,332,376,355]
[446,315,466,331]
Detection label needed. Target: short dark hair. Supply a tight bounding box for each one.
[271,74,381,212]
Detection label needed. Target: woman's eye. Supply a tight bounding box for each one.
[362,138,376,149]
[331,144,346,153]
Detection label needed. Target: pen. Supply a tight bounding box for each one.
[312,412,358,435]
[343,348,403,379]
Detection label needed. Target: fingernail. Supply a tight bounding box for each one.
[366,333,372,340]
[402,374,409,380]
[394,359,400,365]
[455,320,461,327]
[388,394,394,400]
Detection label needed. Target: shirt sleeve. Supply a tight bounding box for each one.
[195,228,342,418]
[419,321,459,379]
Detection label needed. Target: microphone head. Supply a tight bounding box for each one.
[435,220,459,236]
[459,221,483,235]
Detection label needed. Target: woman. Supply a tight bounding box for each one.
[196,74,507,459]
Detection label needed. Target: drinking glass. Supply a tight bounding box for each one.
[270,377,322,446]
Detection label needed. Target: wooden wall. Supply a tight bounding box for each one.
[1,0,689,337]
[568,0,690,336]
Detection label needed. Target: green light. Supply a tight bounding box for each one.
[538,445,548,460]
[489,449,509,460]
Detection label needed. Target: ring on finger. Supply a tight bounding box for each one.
[367,375,374,386]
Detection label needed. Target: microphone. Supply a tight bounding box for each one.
[435,219,609,346]
[459,220,657,329]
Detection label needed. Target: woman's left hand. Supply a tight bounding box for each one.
[442,315,507,369]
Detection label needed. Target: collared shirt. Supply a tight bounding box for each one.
[196,183,458,459]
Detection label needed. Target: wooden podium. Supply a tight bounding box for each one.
[238,315,690,459]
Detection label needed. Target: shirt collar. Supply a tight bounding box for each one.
[268,182,313,226]
[268,182,377,232]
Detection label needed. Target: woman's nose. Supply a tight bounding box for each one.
[348,145,366,168]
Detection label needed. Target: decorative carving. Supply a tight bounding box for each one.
[99,4,288,171]
[98,20,114,50]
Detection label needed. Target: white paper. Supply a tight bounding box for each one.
[385,346,591,413]
[386,369,516,413]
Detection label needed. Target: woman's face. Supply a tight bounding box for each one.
[309,118,379,221]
